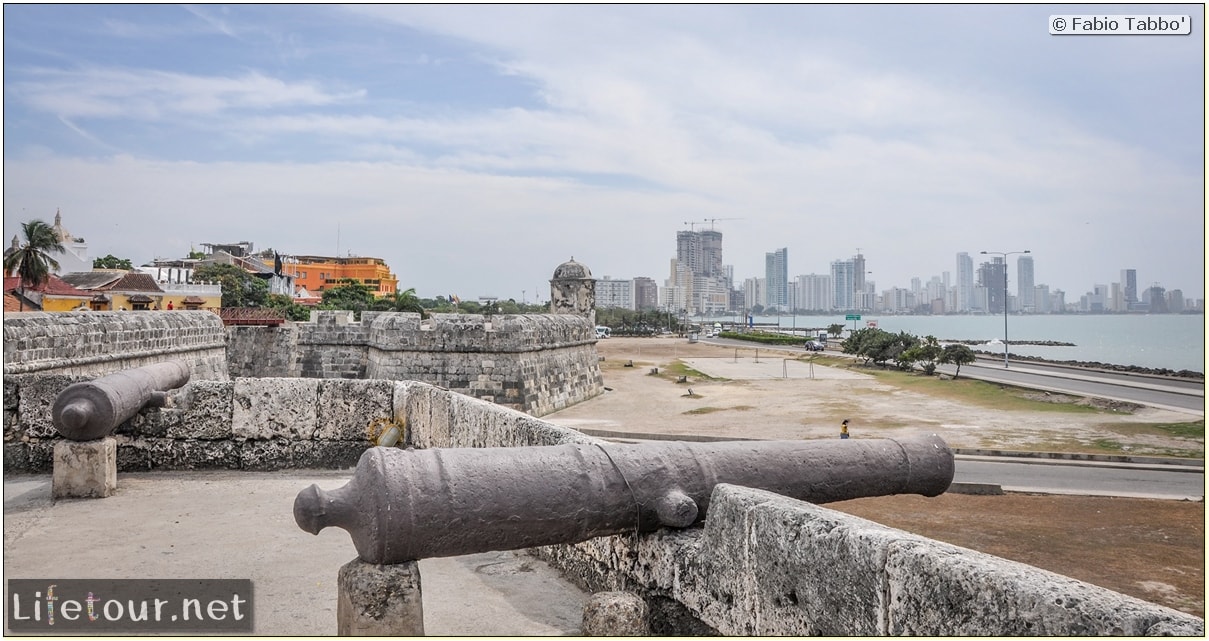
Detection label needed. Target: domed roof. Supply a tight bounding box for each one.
[552,257,592,280]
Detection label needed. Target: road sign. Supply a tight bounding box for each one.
[845,314,861,320]
[867,320,879,328]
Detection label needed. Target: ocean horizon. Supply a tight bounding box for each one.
[699,313,1207,374]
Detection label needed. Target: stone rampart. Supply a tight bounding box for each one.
[368,313,603,415]
[2,311,227,380]
[1,376,1200,634]
[2,377,595,474]
[226,311,604,414]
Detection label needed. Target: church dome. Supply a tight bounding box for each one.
[552,257,592,280]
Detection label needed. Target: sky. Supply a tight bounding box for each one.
[3,4,1204,303]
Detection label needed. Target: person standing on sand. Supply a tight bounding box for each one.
[840,419,850,439]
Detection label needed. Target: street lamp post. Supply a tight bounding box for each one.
[980,250,1030,368]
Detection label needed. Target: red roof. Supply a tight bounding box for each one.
[4,275,92,297]
[4,292,32,312]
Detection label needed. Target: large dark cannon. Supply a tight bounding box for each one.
[294,434,954,564]
[51,361,191,441]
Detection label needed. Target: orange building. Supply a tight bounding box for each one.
[291,255,399,298]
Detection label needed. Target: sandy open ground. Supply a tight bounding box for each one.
[544,337,1204,617]
[546,337,1203,455]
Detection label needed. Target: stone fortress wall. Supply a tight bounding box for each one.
[2,311,228,380]
[7,375,1195,635]
[3,309,604,471]
[1,311,1202,634]
[225,310,604,415]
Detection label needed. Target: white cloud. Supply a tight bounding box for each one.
[3,5,1202,299]
[10,67,365,120]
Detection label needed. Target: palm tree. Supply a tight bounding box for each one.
[392,287,426,317]
[4,219,64,311]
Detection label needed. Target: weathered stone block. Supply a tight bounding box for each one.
[337,558,424,636]
[884,531,1206,635]
[119,437,240,471]
[583,591,647,636]
[314,379,393,442]
[240,440,294,471]
[169,380,234,440]
[289,440,366,469]
[27,441,54,473]
[3,379,18,411]
[232,378,319,440]
[52,438,117,499]
[13,374,86,439]
[4,442,29,473]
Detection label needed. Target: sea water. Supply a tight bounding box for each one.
[704,314,1207,373]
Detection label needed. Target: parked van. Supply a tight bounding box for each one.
[595,326,611,339]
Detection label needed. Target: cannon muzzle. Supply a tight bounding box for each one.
[295,434,954,564]
[51,361,191,441]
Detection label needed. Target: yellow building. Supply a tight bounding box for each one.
[3,275,92,311]
[291,255,398,298]
[59,271,167,311]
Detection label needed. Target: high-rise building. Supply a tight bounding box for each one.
[852,252,867,294]
[764,248,788,311]
[831,259,855,311]
[673,229,729,314]
[794,274,833,311]
[662,258,691,312]
[1034,284,1050,314]
[596,276,634,310]
[633,277,658,311]
[977,257,1007,314]
[1121,269,1138,307]
[1167,289,1185,313]
[956,252,974,312]
[743,277,766,311]
[1017,255,1035,312]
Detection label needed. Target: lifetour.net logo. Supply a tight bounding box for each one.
[7,579,253,633]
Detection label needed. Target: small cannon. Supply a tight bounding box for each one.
[295,434,954,564]
[51,361,191,441]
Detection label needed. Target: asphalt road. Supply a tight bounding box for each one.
[939,360,1205,415]
[955,456,1205,500]
[702,337,1205,415]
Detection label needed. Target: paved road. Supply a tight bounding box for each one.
[939,360,1204,415]
[701,337,1205,415]
[955,456,1205,500]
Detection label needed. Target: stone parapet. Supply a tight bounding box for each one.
[2,311,227,380]
[532,484,1205,635]
[2,378,594,473]
[228,312,604,414]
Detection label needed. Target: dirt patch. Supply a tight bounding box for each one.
[546,337,1205,618]
[563,338,1203,455]
[829,493,1204,618]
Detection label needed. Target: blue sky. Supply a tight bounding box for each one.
[4,4,1204,302]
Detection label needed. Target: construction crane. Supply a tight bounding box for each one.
[682,221,700,231]
[703,217,744,230]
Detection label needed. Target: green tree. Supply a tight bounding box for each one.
[320,279,376,316]
[265,293,312,321]
[92,254,134,270]
[3,219,64,311]
[939,343,977,379]
[827,323,845,338]
[391,288,425,316]
[901,335,943,375]
[192,263,269,308]
[842,328,918,368]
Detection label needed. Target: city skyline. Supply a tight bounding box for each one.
[4,5,1203,300]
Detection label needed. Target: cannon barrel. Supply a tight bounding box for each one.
[51,361,191,441]
[294,433,954,564]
